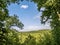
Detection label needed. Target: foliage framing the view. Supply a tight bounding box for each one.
[0,0,24,45]
[0,0,60,45]
[32,0,60,45]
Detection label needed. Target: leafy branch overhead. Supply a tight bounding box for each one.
[0,0,24,28]
[32,0,60,45]
[5,15,24,29]
[32,0,60,24]
[0,0,24,45]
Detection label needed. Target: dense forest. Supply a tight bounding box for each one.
[0,0,60,45]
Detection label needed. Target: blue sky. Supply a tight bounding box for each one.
[8,0,51,31]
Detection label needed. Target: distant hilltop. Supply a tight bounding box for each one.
[19,29,51,32]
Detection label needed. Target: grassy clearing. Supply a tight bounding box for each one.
[17,29,53,43]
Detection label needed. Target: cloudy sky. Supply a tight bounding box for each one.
[8,0,51,32]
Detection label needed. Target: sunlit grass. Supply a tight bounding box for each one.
[17,30,53,43]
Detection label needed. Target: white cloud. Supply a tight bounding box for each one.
[40,7,45,11]
[34,12,42,19]
[34,7,45,19]
[20,5,28,9]
[24,26,40,30]
[19,24,51,32]
[11,23,51,32]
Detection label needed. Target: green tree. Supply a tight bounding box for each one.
[5,15,24,29]
[0,0,24,45]
[32,0,60,45]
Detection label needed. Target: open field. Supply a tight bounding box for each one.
[6,29,55,45]
[11,29,54,43]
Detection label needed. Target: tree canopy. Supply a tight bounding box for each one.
[0,0,24,45]
[32,0,60,45]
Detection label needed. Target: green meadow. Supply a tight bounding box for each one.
[7,29,55,45]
